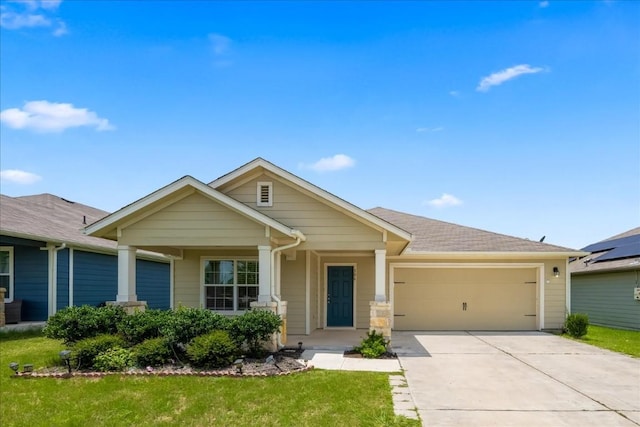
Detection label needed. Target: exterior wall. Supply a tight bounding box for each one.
[56,248,70,311]
[120,192,269,247]
[388,258,568,330]
[0,236,49,321]
[73,251,118,307]
[224,174,385,250]
[137,259,171,310]
[173,248,258,309]
[280,252,306,335]
[319,255,375,329]
[572,270,640,331]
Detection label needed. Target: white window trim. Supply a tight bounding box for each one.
[1,246,14,303]
[256,181,273,207]
[200,256,259,315]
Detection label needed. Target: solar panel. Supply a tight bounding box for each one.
[582,234,640,253]
[594,243,640,262]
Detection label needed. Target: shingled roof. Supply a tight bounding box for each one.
[367,207,579,253]
[0,193,119,251]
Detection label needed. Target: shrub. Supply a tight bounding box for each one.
[565,313,589,338]
[43,305,126,344]
[186,330,239,369]
[93,347,134,372]
[229,309,282,357]
[72,334,127,369]
[133,337,173,367]
[159,307,230,346]
[354,330,388,359]
[118,309,171,345]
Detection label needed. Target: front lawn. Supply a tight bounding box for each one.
[0,330,418,427]
[564,324,640,357]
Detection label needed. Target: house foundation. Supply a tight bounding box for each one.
[107,300,147,315]
[370,301,392,343]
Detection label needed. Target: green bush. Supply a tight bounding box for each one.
[93,347,134,372]
[565,313,589,338]
[229,309,282,357]
[133,337,173,367]
[43,305,126,344]
[186,330,239,369]
[354,330,388,359]
[118,309,171,345]
[72,334,127,369]
[159,307,231,346]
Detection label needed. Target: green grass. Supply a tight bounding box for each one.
[564,324,640,357]
[0,331,419,427]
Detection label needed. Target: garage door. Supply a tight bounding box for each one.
[393,268,537,330]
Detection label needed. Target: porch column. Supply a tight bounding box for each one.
[258,245,272,302]
[374,249,387,302]
[117,245,137,302]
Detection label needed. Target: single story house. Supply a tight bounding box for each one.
[569,227,640,331]
[85,158,584,341]
[0,193,170,322]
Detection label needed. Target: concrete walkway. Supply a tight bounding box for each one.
[393,331,640,427]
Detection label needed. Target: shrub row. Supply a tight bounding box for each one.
[44,305,283,371]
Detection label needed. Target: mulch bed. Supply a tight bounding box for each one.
[343,350,398,359]
[11,348,311,379]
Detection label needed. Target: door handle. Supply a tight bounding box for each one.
[462,302,467,311]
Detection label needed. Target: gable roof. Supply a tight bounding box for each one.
[209,157,413,243]
[368,207,583,255]
[570,227,640,274]
[1,193,124,252]
[85,175,304,241]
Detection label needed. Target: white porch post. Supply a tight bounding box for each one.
[258,245,272,302]
[374,249,387,302]
[117,245,137,302]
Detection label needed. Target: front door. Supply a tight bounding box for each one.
[327,266,354,327]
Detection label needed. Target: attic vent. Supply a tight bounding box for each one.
[257,182,273,207]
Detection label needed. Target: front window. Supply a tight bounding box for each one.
[0,247,14,302]
[203,259,258,311]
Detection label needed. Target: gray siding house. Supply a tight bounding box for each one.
[569,227,640,331]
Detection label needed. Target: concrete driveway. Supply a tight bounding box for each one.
[392,331,640,426]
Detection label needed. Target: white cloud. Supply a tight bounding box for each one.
[209,33,231,55]
[0,169,42,185]
[416,127,444,133]
[302,154,356,172]
[477,64,544,92]
[0,0,66,35]
[0,100,115,133]
[449,90,460,97]
[539,1,550,8]
[425,193,463,208]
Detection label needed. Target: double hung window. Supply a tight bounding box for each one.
[203,259,259,311]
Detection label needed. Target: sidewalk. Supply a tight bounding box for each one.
[300,349,402,372]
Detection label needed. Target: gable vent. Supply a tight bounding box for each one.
[257,182,273,207]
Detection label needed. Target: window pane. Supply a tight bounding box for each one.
[204,260,234,285]
[237,261,259,285]
[0,251,9,274]
[238,286,258,311]
[205,286,234,311]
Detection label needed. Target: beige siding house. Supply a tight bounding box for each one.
[86,158,584,342]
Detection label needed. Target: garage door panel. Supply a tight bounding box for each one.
[394,268,537,331]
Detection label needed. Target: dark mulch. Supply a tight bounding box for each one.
[343,350,397,359]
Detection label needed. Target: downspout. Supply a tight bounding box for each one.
[49,243,67,316]
[270,230,306,348]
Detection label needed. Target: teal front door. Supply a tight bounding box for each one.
[327,266,354,327]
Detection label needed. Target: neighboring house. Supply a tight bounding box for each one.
[0,194,170,322]
[85,158,584,341]
[569,227,640,331]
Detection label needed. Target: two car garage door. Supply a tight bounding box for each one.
[393,267,538,330]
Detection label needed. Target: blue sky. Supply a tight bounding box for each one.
[1,0,638,250]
